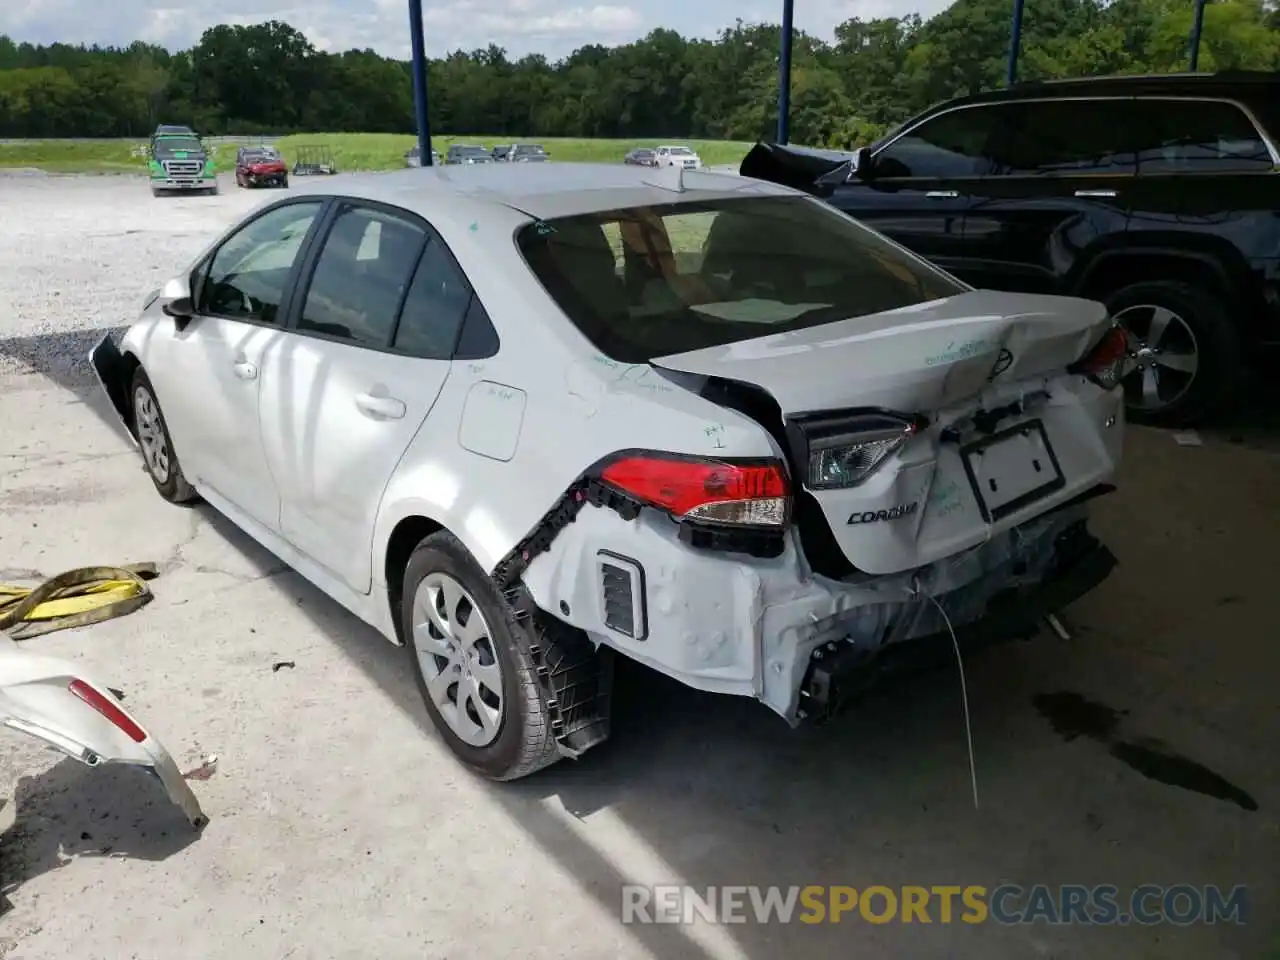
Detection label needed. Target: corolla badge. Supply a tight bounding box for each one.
[848,502,919,525]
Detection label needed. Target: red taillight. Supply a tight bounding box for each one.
[68,679,148,743]
[600,454,790,527]
[1075,326,1129,389]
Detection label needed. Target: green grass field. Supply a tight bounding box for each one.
[0,133,755,173]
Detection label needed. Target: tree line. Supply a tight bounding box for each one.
[1,0,1277,145]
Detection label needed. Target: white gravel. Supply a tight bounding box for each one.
[0,173,266,383]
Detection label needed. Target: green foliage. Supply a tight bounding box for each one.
[0,0,1277,164]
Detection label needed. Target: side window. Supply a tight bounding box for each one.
[200,200,324,323]
[874,108,999,178]
[453,296,500,360]
[985,100,1138,176]
[297,204,427,347]
[392,237,474,358]
[1136,100,1274,173]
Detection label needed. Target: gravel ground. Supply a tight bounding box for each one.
[0,173,264,384]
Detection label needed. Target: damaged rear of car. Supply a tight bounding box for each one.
[512,189,1124,724]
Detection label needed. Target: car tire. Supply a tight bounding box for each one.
[1102,280,1241,428]
[402,531,562,781]
[130,368,198,504]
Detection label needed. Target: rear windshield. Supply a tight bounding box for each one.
[516,195,965,362]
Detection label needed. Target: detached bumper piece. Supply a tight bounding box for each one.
[799,521,1117,722]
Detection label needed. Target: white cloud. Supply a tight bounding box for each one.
[1,0,949,59]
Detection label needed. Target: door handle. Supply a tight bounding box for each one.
[232,360,258,380]
[1074,189,1118,198]
[355,392,406,420]
[925,190,959,198]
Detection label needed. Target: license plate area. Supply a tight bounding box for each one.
[960,419,1065,523]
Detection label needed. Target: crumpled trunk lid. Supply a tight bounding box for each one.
[651,290,1120,576]
[651,290,1109,415]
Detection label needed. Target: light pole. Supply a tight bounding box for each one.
[408,0,433,165]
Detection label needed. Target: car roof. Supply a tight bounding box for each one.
[933,70,1280,111]
[285,163,796,221]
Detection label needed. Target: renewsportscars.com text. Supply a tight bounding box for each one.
[621,884,1249,926]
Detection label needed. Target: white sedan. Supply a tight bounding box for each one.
[91,163,1126,780]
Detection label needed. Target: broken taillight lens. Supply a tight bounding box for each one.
[68,679,148,743]
[600,454,791,527]
[1073,325,1128,390]
[804,414,918,490]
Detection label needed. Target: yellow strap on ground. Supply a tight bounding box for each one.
[0,563,159,641]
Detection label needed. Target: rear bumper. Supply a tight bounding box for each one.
[799,519,1116,721]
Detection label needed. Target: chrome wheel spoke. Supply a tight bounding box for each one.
[1141,366,1161,406]
[1146,307,1175,350]
[470,657,502,695]
[1154,350,1197,374]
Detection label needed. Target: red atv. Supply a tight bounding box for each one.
[235,146,288,188]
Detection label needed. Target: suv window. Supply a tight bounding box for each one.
[984,99,1138,176]
[199,201,324,323]
[516,195,964,363]
[874,107,999,178]
[298,204,428,346]
[392,238,475,358]
[1136,99,1274,173]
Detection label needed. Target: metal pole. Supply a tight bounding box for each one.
[1189,0,1207,71]
[777,0,794,144]
[1006,0,1025,86]
[408,0,433,165]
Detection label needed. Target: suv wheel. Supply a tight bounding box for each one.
[131,368,198,504]
[402,531,562,781]
[1103,280,1241,428]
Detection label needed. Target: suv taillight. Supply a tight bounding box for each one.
[1071,325,1128,390]
[599,453,790,528]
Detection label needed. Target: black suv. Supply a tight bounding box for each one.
[743,72,1280,426]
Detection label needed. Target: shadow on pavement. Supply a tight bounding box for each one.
[0,757,201,906]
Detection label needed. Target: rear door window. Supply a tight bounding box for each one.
[983,99,1139,176]
[297,204,428,347]
[1135,99,1274,173]
[873,107,1000,178]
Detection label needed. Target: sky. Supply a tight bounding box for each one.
[0,0,953,61]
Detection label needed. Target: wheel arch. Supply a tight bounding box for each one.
[1070,237,1259,329]
[382,514,445,645]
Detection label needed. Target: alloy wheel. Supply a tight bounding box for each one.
[411,572,505,747]
[133,385,171,483]
[1112,303,1200,413]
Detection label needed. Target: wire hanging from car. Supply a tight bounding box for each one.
[912,581,979,810]
[930,592,979,810]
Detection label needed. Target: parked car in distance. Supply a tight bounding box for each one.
[624,148,658,167]
[509,143,549,163]
[655,145,702,170]
[742,71,1280,426]
[446,144,494,165]
[235,146,289,189]
[404,144,442,167]
[492,145,511,162]
[91,163,1123,781]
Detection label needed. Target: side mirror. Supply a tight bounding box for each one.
[852,146,874,180]
[159,275,195,329]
